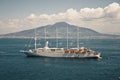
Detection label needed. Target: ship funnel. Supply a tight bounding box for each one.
[44,41,49,49]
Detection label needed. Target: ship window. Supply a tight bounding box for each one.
[51,49,55,51]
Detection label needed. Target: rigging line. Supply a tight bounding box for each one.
[27,31,35,50]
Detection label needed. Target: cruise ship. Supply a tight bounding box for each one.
[20,25,101,58]
[20,41,101,58]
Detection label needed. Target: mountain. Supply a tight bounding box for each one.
[0,22,120,39]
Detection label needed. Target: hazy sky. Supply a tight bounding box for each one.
[0,0,120,34]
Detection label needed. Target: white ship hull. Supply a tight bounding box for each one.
[22,50,101,59]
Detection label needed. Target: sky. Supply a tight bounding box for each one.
[0,0,120,34]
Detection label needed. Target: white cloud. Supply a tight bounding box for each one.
[0,2,120,34]
[79,7,104,20]
[104,2,120,19]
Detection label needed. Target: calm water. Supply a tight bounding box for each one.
[0,38,120,80]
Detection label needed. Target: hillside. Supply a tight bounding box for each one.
[0,22,120,39]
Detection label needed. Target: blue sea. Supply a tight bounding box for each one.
[0,38,120,80]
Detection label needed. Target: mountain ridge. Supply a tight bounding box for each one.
[0,22,120,39]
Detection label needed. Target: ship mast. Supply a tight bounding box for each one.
[67,23,68,49]
[44,27,46,42]
[77,27,79,48]
[34,29,37,50]
[56,26,58,48]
